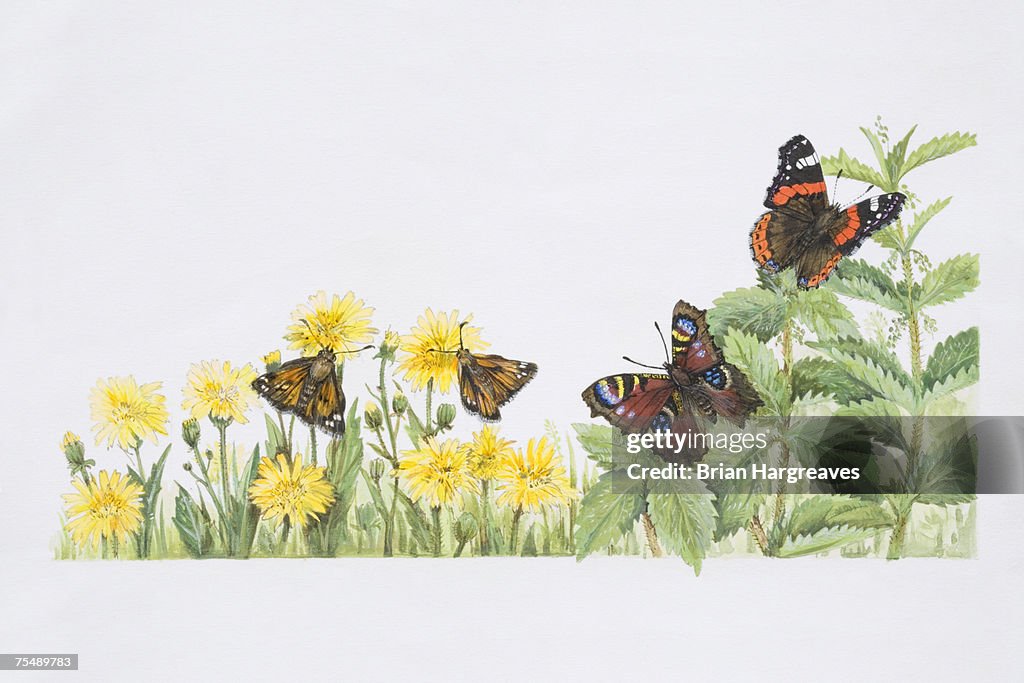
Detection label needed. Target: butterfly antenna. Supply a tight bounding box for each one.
[458,321,468,350]
[844,182,876,209]
[338,344,375,355]
[622,356,664,371]
[653,321,671,364]
[832,168,843,204]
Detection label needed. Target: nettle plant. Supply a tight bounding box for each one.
[572,120,978,572]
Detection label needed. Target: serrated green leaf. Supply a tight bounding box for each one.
[818,350,915,411]
[809,336,911,389]
[922,368,979,405]
[915,494,976,506]
[901,131,977,178]
[648,491,717,575]
[172,485,214,558]
[721,330,788,415]
[709,287,787,342]
[872,225,904,251]
[784,496,894,540]
[776,525,884,558]
[887,124,918,181]
[905,197,952,251]
[572,423,623,469]
[859,126,891,185]
[836,397,905,418]
[829,259,904,311]
[791,287,858,341]
[821,149,888,188]
[917,254,979,308]
[575,470,645,559]
[791,357,868,405]
[916,427,976,496]
[713,493,765,542]
[924,328,979,393]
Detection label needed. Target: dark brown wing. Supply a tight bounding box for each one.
[306,368,346,436]
[458,352,537,422]
[252,357,314,412]
[582,373,679,434]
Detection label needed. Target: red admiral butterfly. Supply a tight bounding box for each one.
[582,300,762,461]
[750,135,906,289]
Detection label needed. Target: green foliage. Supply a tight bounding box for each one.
[575,471,645,559]
[918,254,979,308]
[791,287,859,341]
[709,286,787,342]
[571,423,623,469]
[721,329,789,414]
[172,485,214,558]
[829,259,904,312]
[924,328,979,394]
[647,491,717,575]
[773,496,893,558]
[791,357,865,405]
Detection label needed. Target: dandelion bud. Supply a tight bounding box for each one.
[61,431,93,480]
[453,512,479,545]
[436,403,457,431]
[392,389,409,416]
[364,401,384,431]
[181,418,201,450]
[376,329,401,363]
[369,458,387,483]
[263,350,282,373]
[182,462,193,472]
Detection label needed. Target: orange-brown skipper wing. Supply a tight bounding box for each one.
[306,367,346,436]
[458,352,537,422]
[253,357,314,412]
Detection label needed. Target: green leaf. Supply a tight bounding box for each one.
[142,444,172,523]
[709,287,787,342]
[575,470,645,559]
[776,525,886,558]
[836,397,905,418]
[172,485,214,558]
[233,444,262,558]
[263,413,287,455]
[872,225,904,251]
[572,423,623,469]
[783,496,894,539]
[809,336,910,389]
[922,367,979,405]
[820,150,887,188]
[721,329,788,414]
[859,126,891,185]
[648,489,717,575]
[917,254,979,308]
[829,259,904,312]
[791,287,858,340]
[713,493,765,542]
[813,345,915,411]
[887,124,918,181]
[924,328,979,393]
[916,426,976,496]
[915,494,976,506]
[900,131,977,179]
[791,357,868,405]
[395,489,432,551]
[904,197,952,251]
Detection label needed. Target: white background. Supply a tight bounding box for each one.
[2,1,1023,680]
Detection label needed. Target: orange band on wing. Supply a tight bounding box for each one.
[751,212,772,263]
[805,252,843,288]
[771,181,827,206]
[834,206,862,245]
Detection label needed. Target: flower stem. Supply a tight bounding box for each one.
[510,506,524,555]
[425,378,434,434]
[431,506,442,557]
[310,426,318,466]
[640,510,664,558]
[479,481,491,556]
[215,419,233,555]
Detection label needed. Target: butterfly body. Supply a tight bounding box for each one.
[253,347,347,436]
[582,301,762,461]
[751,135,906,289]
[456,346,537,422]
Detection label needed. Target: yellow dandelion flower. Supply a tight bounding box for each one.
[262,350,281,367]
[399,437,479,507]
[465,425,516,481]
[63,470,143,547]
[397,309,488,393]
[248,453,335,529]
[285,290,377,356]
[90,376,169,449]
[494,437,577,513]
[182,360,258,424]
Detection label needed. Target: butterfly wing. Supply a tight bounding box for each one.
[669,300,763,424]
[752,135,832,276]
[252,357,314,413]
[306,367,346,436]
[458,352,538,422]
[794,192,907,289]
[582,373,679,434]
[763,135,829,212]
